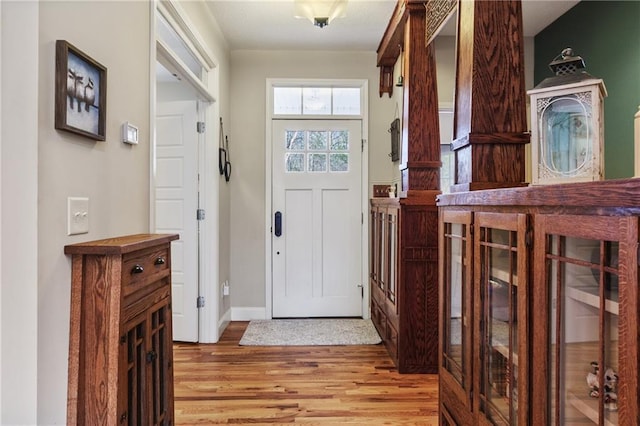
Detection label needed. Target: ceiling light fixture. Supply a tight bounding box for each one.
[294,0,348,29]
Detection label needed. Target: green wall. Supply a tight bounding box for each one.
[534,1,640,178]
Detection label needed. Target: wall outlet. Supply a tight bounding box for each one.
[222,280,230,296]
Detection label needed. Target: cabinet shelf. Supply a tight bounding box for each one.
[567,285,619,315]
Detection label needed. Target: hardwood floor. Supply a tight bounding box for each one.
[173,321,439,425]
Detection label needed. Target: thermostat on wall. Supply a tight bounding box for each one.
[122,122,139,145]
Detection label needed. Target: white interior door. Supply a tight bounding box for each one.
[155,100,199,342]
[272,120,363,317]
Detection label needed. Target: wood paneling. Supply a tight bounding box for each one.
[401,203,439,374]
[371,199,440,374]
[400,5,442,194]
[452,0,530,191]
[173,322,439,425]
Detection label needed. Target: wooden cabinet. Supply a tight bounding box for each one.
[438,179,640,425]
[65,233,179,425]
[370,197,439,373]
[370,200,400,363]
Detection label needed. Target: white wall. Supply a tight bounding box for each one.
[1,1,3,416]
[33,1,232,422]
[38,1,151,423]
[228,50,397,312]
[1,1,39,424]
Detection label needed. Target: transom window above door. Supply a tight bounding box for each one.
[273,86,361,117]
[284,130,349,173]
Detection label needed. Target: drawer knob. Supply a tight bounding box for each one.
[154,257,166,266]
[146,350,158,363]
[131,264,144,274]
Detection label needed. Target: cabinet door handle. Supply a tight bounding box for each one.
[131,264,144,274]
[146,350,158,363]
[154,257,166,266]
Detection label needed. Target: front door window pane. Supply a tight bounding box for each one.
[308,153,327,172]
[274,87,302,115]
[285,153,304,172]
[329,153,348,172]
[273,86,362,117]
[302,88,331,115]
[331,131,349,150]
[285,130,350,174]
[308,131,328,150]
[286,130,305,150]
[333,88,360,115]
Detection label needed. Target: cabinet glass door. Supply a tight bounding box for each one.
[536,214,637,426]
[475,212,527,426]
[121,316,147,426]
[370,207,379,285]
[440,210,472,394]
[378,208,386,293]
[150,300,173,425]
[386,207,398,305]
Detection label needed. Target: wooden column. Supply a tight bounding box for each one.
[399,2,442,198]
[451,0,530,192]
[375,0,451,374]
[397,2,441,374]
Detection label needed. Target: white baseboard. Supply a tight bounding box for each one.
[231,307,267,321]
[217,308,232,338]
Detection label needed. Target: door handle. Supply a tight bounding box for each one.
[274,211,282,237]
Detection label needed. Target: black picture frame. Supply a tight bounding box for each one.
[55,40,107,141]
[389,118,400,162]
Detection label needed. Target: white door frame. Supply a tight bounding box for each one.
[264,78,370,320]
[149,0,220,342]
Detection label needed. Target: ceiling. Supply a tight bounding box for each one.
[204,0,581,52]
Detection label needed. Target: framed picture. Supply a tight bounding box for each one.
[389,117,400,162]
[55,40,107,141]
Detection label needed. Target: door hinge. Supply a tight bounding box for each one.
[197,121,205,133]
[357,284,364,298]
[361,139,365,152]
[197,209,205,220]
[197,296,205,308]
[361,212,364,224]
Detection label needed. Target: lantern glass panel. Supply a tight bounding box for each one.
[540,95,593,177]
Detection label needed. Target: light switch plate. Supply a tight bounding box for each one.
[67,197,89,235]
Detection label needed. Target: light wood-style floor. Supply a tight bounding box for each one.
[173,321,439,425]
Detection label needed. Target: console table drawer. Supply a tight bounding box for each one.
[121,246,170,295]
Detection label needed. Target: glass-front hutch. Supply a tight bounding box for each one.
[439,180,640,426]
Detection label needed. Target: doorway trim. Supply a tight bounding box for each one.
[150,0,220,342]
[264,78,370,320]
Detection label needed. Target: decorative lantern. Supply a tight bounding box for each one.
[528,48,607,185]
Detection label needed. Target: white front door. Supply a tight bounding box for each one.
[155,100,199,342]
[272,120,363,317]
